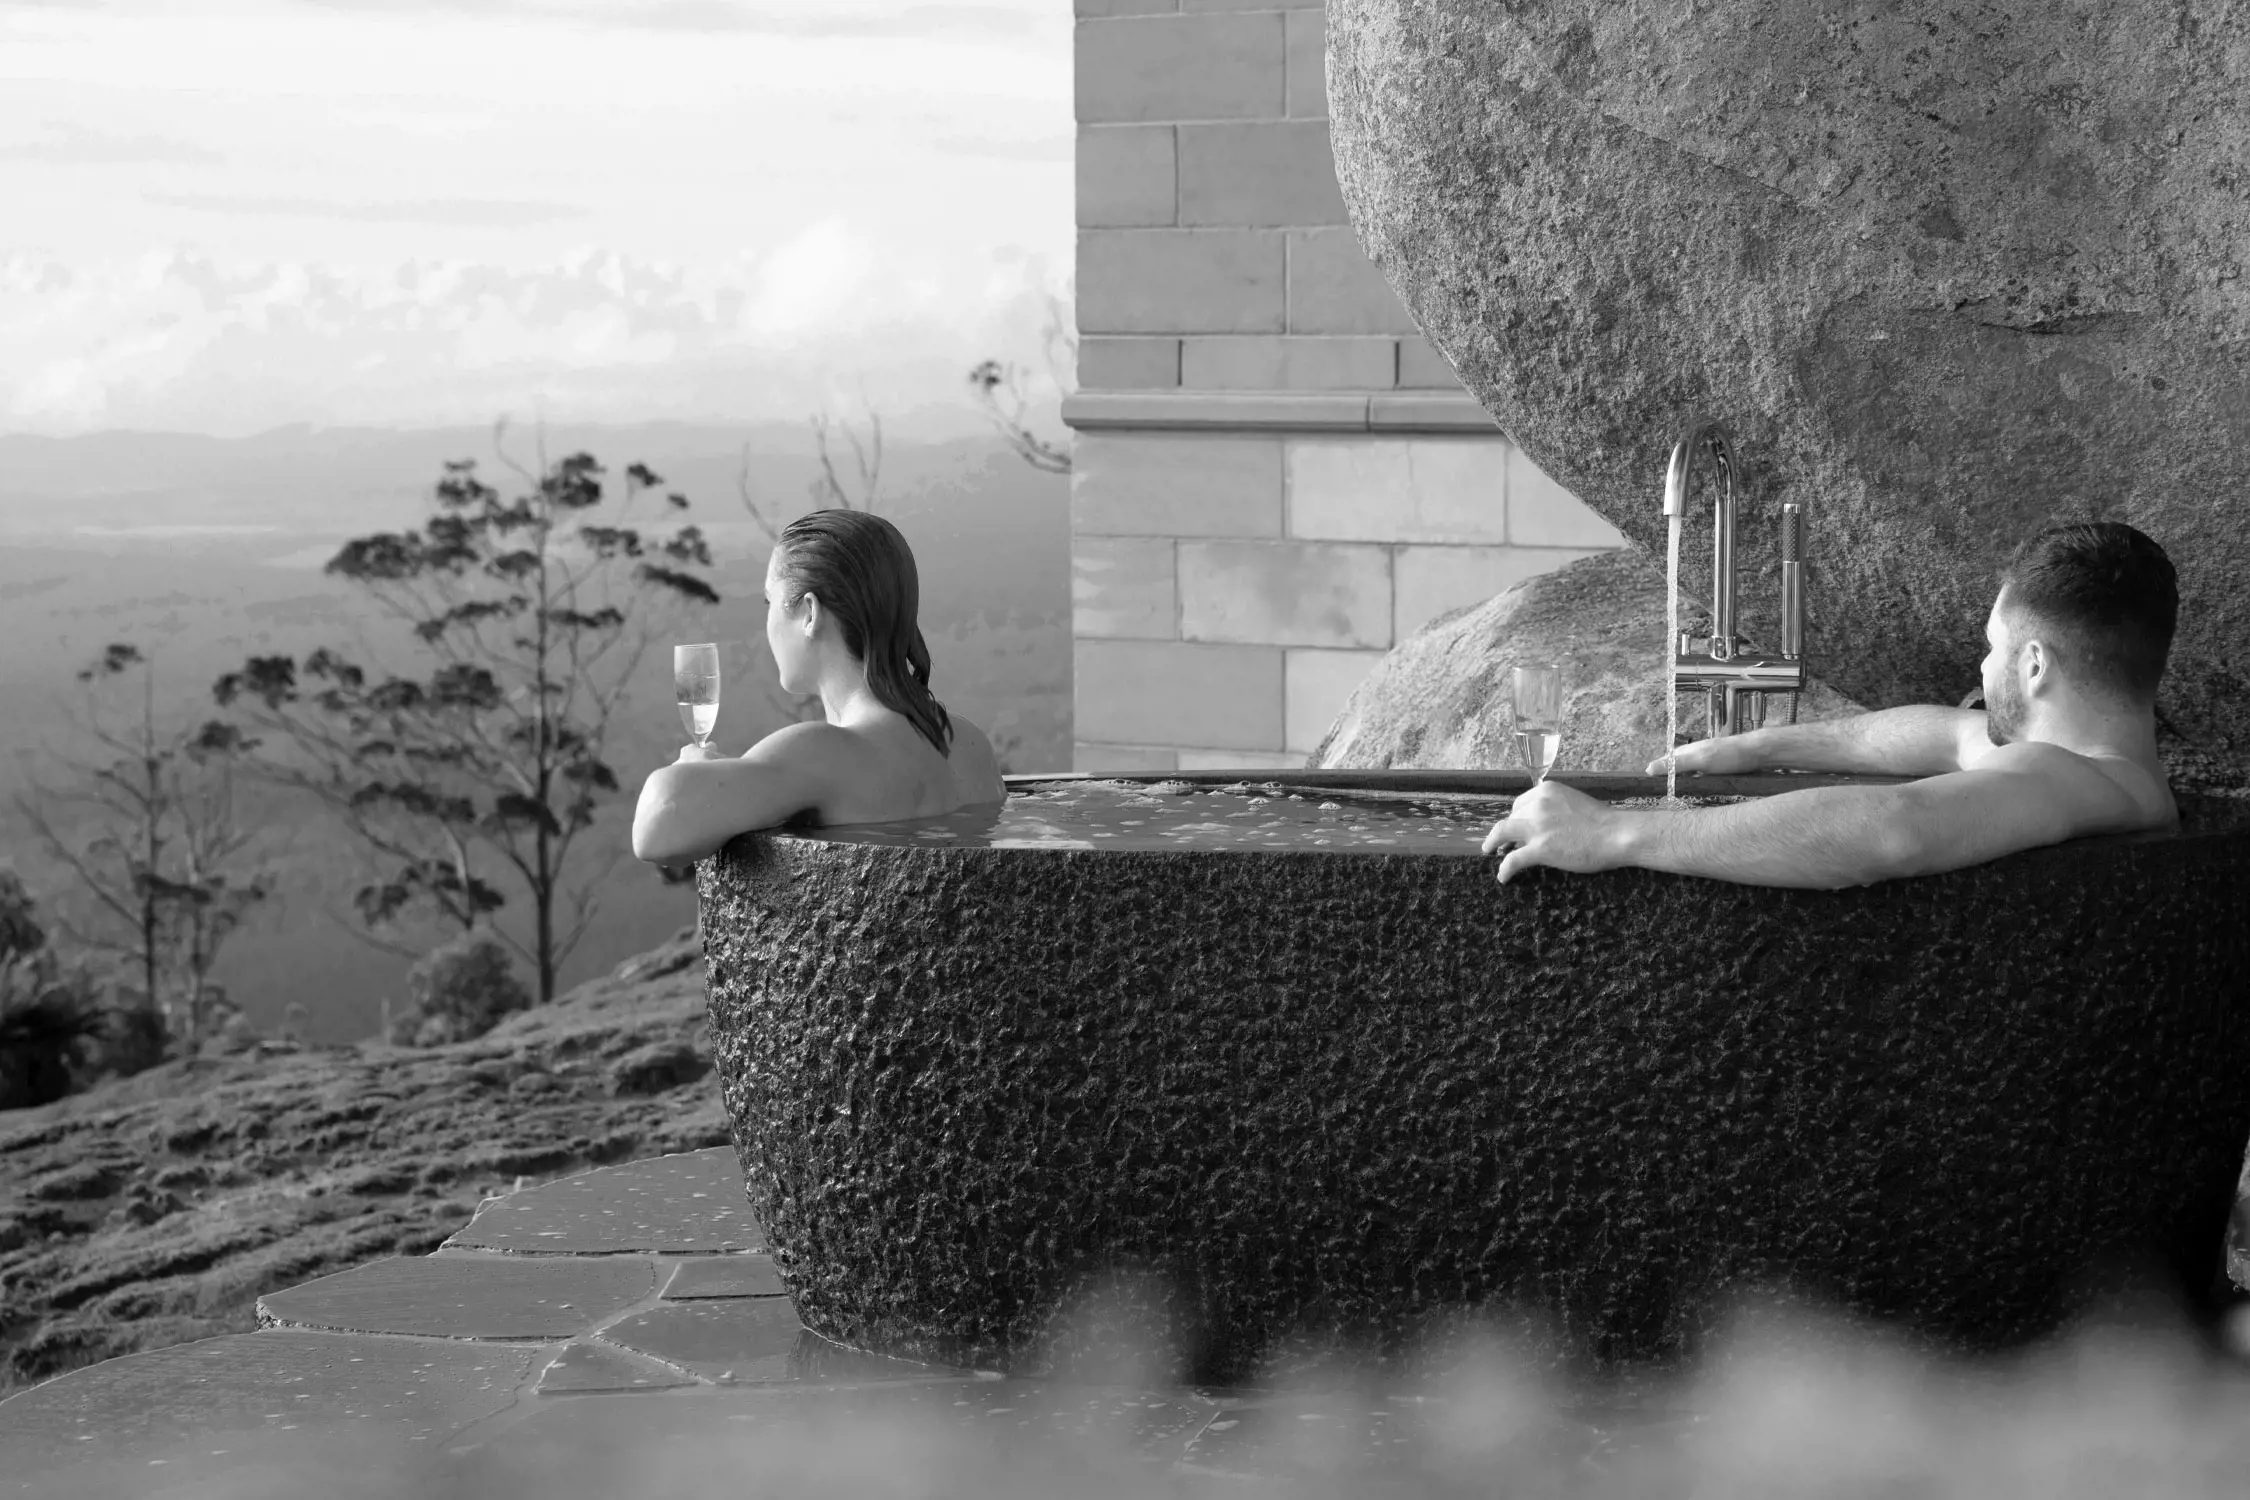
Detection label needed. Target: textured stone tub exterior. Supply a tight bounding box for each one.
[699,773,2250,1381]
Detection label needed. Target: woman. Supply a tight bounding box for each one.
[631,510,1005,867]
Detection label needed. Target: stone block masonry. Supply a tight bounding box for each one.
[1069,431,1622,771]
[1177,122,1350,226]
[1076,13,1284,124]
[1080,230,1285,334]
[1068,0,1626,771]
[1074,639,1284,751]
[1078,125,1176,227]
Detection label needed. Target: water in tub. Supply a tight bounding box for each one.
[789,780,1744,855]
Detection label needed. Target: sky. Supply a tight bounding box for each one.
[0,0,1074,437]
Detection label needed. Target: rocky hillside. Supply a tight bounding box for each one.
[0,927,725,1397]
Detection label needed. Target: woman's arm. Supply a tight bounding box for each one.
[630,724,850,865]
[1647,705,1988,778]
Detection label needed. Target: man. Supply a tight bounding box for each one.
[1482,522,2179,888]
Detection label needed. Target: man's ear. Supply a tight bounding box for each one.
[799,593,822,638]
[2020,637,2051,694]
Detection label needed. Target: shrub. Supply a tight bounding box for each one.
[0,872,188,1100]
[0,952,103,1110]
[389,928,530,1047]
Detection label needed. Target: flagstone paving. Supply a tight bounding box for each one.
[6,1144,2247,1498]
[438,1146,756,1254]
[258,1253,659,1340]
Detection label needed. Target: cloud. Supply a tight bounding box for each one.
[0,123,221,165]
[615,2,1041,38]
[145,192,588,227]
[0,240,1073,436]
[290,0,1046,40]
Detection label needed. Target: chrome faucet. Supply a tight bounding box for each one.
[1662,419,1806,738]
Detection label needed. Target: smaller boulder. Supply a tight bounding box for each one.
[1313,550,1865,772]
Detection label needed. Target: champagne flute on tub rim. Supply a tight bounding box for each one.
[1511,662,1562,785]
[674,643,721,750]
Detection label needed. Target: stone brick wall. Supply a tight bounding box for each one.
[1066,0,1625,771]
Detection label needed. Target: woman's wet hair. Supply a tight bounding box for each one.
[773,509,953,756]
[1998,521,2177,702]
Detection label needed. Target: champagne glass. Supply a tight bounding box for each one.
[674,643,721,749]
[1511,663,1563,784]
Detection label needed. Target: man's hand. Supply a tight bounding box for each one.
[1645,736,1748,777]
[1480,781,1625,884]
[675,741,728,764]
[1641,706,1989,780]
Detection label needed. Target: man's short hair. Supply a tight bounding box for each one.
[1998,522,2177,701]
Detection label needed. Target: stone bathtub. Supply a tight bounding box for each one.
[697,771,2250,1382]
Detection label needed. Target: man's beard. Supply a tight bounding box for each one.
[1985,663,2025,745]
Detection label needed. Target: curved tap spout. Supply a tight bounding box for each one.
[1663,420,1737,657]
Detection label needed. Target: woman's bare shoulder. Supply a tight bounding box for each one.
[742,719,862,770]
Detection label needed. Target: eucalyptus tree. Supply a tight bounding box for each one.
[14,643,271,1049]
[214,430,720,1003]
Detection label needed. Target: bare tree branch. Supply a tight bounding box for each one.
[968,289,1076,475]
[968,360,1071,475]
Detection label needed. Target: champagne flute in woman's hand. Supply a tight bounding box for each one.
[1511,663,1563,784]
[674,643,721,749]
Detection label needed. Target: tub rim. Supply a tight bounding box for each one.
[745,768,2244,856]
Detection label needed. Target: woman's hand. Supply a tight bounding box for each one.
[675,742,728,764]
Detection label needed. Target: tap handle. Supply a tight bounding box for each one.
[1780,503,1804,660]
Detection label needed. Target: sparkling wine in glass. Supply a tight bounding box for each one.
[674,643,721,748]
[1511,663,1563,783]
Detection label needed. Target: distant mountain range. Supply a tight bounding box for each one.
[0,421,1070,1043]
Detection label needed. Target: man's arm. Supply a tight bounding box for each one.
[1649,705,1988,778]
[630,724,847,865]
[1487,745,2142,890]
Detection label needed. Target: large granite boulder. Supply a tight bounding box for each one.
[1312,550,1864,771]
[1326,0,2250,767]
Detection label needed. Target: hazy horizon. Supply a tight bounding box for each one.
[0,419,1072,1042]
